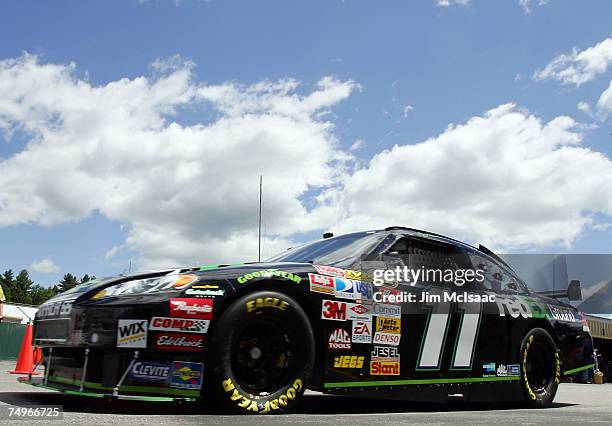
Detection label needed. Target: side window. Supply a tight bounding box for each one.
[467,252,526,294]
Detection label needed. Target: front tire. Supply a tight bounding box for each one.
[206,291,315,414]
[520,327,560,408]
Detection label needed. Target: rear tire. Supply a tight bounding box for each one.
[206,291,315,414]
[519,328,560,408]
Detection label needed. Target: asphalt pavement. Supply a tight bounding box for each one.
[0,361,609,425]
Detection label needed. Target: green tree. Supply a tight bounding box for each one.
[0,270,15,302]
[12,270,34,304]
[80,274,91,284]
[57,273,79,293]
[30,284,58,305]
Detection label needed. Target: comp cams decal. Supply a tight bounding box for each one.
[170,298,213,319]
[313,265,346,278]
[328,328,352,350]
[222,377,303,413]
[149,317,210,333]
[117,319,148,348]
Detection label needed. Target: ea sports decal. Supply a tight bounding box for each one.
[117,319,148,348]
[169,298,213,319]
[169,361,204,390]
[149,317,210,333]
[309,273,335,294]
[352,320,372,343]
[154,332,205,352]
[127,361,171,383]
[321,300,347,321]
[328,328,351,350]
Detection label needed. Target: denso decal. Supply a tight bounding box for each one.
[328,328,351,350]
[116,319,148,348]
[347,302,373,320]
[313,265,346,278]
[154,332,205,352]
[375,316,401,334]
[308,273,335,294]
[334,278,356,299]
[170,298,213,319]
[372,332,400,346]
[351,320,372,343]
[149,317,209,333]
[370,361,400,375]
[169,361,204,390]
[321,300,347,321]
[372,303,401,318]
[333,355,364,369]
[127,361,171,383]
[371,345,400,362]
[245,297,289,313]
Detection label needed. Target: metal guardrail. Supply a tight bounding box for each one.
[586,315,612,340]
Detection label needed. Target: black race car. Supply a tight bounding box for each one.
[23,227,593,413]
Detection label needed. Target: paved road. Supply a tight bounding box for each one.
[0,361,609,425]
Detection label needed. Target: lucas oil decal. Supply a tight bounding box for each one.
[169,361,204,390]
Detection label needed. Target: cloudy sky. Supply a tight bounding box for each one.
[0,1,611,286]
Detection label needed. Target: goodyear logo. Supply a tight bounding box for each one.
[237,269,301,284]
[222,377,303,413]
[246,297,290,313]
[375,317,401,334]
[333,356,364,369]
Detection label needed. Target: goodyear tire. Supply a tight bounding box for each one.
[206,291,315,414]
[519,328,560,408]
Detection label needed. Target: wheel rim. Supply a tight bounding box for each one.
[526,341,554,394]
[231,317,294,394]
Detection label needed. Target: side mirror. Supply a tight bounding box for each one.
[567,279,582,301]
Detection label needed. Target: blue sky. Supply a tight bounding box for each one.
[0,0,611,287]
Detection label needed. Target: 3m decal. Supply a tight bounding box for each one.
[373,332,400,346]
[245,297,289,313]
[334,278,356,299]
[313,265,346,278]
[154,332,205,352]
[170,361,204,390]
[371,346,400,362]
[309,273,335,294]
[376,317,401,334]
[169,298,213,319]
[328,328,351,350]
[483,362,496,377]
[237,269,301,284]
[116,319,147,348]
[333,356,365,369]
[127,361,171,383]
[370,361,400,376]
[222,377,303,413]
[321,300,347,321]
[372,303,401,318]
[347,302,373,320]
[351,320,372,343]
[149,317,209,333]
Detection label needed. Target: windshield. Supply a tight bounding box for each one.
[266,232,385,267]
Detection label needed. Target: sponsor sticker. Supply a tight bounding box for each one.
[170,298,213,319]
[333,356,365,369]
[117,319,148,348]
[370,361,400,375]
[328,328,352,350]
[185,285,225,297]
[169,361,204,390]
[321,300,347,321]
[351,320,372,343]
[354,281,373,302]
[483,362,496,377]
[372,332,400,346]
[334,278,356,299]
[508,364,521,376]
[154,332,205,352]
[347,302,373,320]
[378,287,403,305]
[313,265,346,278]
[375,317,401,334]
[309,273,335,294]
[149,317,210,333]
[371,346,400,362]
[127,361,171,383]
[497,364,508,376]
[372,303,401,318]
[344,269,362,280]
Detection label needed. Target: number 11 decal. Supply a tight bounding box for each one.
[416,287,482,371]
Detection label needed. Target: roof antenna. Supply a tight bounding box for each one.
[258,175,263,262]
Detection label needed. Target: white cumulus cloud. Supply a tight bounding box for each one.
[28,258,60,274]
[519,0,548,15]
[436,0,469,7]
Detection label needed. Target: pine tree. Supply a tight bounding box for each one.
[0,270,14,302]
[13,270,34,304]
[57,273,79,293]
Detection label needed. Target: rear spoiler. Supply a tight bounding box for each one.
[537,279,582,301]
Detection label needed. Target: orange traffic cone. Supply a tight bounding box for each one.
[8,323,39,375]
